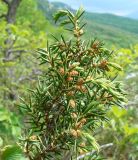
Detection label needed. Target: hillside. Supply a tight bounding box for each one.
[37,0,138,48]
[84,12,138,47]
[85,12,138,34]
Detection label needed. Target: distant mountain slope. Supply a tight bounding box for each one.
[85,19,138,47]
[85,12,138,34]
[50,1,72,10]
[84,12,138,47]
[37,0,73,20]
[37,0,138,48]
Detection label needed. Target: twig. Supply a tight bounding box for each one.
[77,143,113,160]
[0,14,6,19]
[2,0,10,6]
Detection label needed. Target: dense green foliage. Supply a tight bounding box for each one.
[0,0,138,160]
[19,8,126,159]
[0,0,63,145]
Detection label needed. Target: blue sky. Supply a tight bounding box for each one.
[49,0,138,16]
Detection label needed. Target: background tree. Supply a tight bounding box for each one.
[1,0,22,24]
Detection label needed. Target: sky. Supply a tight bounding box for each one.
[49,0,138,17]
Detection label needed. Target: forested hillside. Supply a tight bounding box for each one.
[38,0,138,47]
[0,0,138,160]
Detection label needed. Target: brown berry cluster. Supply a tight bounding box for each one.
[99,60,110,71]
[87,40,103,55]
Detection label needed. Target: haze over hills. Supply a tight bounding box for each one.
[128,11,138,20]
[49,0,138,20]
[37,0,138,48]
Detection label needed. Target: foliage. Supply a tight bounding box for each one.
[98,106,138,160]
[0,0,63,145]
[0,0,138,159]
[0,145,26,160]
[95,45,138,160]
[19,8,126,160]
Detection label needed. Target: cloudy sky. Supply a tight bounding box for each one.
[49,0,138,16]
